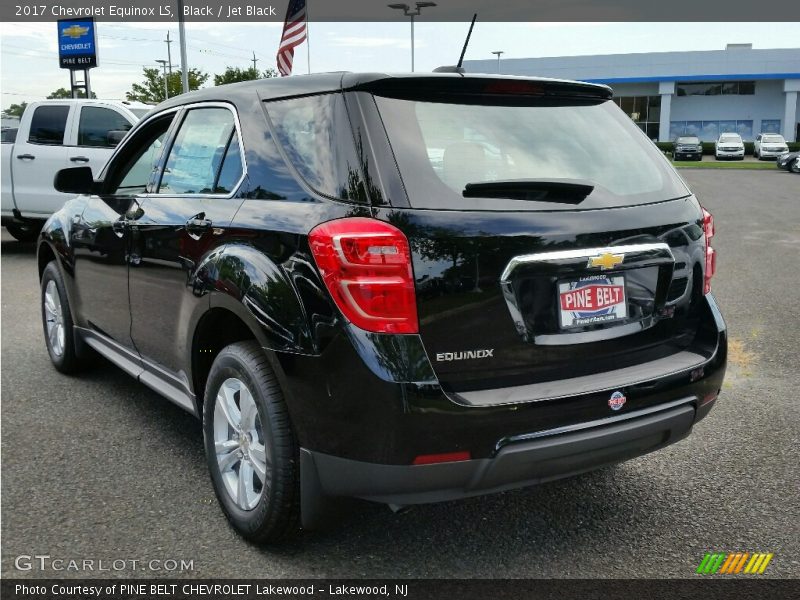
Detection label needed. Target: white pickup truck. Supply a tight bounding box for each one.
[1,99,150,241]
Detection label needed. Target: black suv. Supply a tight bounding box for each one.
[40,73,726,543]
[674,136,703,161]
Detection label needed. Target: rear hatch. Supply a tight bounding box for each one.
[349,75,711,398]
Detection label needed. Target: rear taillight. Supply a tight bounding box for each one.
[308,217,418,334]
[702,207,716,294]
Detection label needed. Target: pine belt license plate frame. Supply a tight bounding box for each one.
[557,274,628,329]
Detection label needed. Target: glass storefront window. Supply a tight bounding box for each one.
[669,122,685,140]
[739,81,755,95]
[702,121,719,140]
[614,95,661,140]
[677,81,755,96]
[671,120,756,141]
[736,121,754,139]
[760,119,781,134]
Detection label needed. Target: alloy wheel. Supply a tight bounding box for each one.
[43,280,65,357]
[213,377,271,510]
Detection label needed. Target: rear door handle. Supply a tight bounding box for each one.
[112,217,126,238]
[186,217,212,231]
[16,154,35,160]
[70,156,90,163]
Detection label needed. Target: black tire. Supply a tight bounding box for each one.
[41,261,85,374]
[203,341,300,543]
[6,222,41,242]
[791,159,800,174]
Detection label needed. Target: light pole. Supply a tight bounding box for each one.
[156,59,169,100]
[492,50,504,73]
[177,0,189,93]
[164,31,174,79]
[388,2,437,72]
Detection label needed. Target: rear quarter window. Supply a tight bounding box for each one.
[265,94,367,203]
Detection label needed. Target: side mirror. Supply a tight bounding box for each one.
[54,166,95,195]
[107,130,127,147]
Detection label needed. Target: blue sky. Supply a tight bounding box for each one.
[1,21,799,108]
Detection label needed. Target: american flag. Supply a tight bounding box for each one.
[276,0,307,76]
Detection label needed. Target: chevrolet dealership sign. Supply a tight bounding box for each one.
[57,18,97,69]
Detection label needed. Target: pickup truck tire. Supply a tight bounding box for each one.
[41,262,85,374]
[6,222,41,242]
[203,341,301,543]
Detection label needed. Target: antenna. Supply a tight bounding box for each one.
[457,13,477,69]
[433,13,477,74]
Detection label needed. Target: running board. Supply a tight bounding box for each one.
[77,327,198,417]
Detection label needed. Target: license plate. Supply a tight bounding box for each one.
[558,275,628,328]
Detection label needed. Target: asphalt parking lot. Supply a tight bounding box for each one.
[1,170,799,579]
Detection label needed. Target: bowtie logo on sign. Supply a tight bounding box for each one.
[61,25,89,39]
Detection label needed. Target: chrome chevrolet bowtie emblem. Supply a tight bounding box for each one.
[587,252,624,270]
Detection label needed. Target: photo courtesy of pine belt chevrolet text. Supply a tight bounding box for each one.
[37,72,726,543]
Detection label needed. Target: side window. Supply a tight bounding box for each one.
[214,133,243,194]
[158,107,242,195]
[266,94,366,203]
[106,115,174,196]
[28,105,70,145]
[78,106,133,147]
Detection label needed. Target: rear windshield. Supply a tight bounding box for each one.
[374,96,688,210]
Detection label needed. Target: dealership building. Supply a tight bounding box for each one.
[464,45,800,142]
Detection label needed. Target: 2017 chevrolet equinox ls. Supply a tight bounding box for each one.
[39,73,726,543]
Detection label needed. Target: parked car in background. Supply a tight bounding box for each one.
[673,136,703,161]
[38,73,725,543]
[1,99,149,241]
[714,133,745,160]
[754,133,789,159]
[1,127,18,143]
[776,151,800,171]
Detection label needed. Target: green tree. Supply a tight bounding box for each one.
[2,102,28,118]
[47,87,97,99]
[125,67,209,103]
[214,66,278,86]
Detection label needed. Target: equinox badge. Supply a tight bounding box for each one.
[436,349,494,362]
[587,252,624,270]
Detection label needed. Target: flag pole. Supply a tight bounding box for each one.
[306,2,311,74]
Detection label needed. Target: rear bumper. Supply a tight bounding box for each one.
[301,397,704,506]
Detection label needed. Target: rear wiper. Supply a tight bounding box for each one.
[463,179,595,204]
